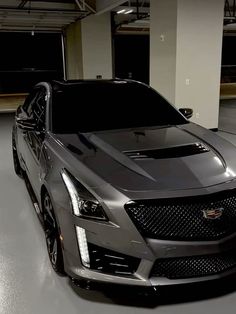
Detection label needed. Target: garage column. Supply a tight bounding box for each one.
[150,0,225,129]
[65,12,112,80]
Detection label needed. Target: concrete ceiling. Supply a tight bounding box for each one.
[114,0,235,34]
[0,0,150,32]
[0,0,231,33]
[0,0,131,31]
[0,0,94,31]
[112,0,150,34]
[224,0,236,31]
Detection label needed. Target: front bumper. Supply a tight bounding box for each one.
[60,183,236,289]
[68,246,236,291]
[65,221,236,287]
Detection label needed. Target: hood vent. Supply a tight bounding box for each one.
[124,143,209,160]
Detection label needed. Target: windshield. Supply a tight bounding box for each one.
[51,81,187,133]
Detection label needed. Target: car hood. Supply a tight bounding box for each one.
[57,123,236,192]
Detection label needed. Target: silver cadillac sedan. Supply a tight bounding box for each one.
[12,79,236,292]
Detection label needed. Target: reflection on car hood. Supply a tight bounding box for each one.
[56,124,236,192]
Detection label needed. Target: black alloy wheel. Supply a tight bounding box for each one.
[42,192,65,275]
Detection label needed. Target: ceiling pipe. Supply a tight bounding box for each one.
[75,0,96,13]
[84,3,96,13]
[0,6,86,14]
[136,0,139,19]
[75,0,85,10]
[18,0,28,9]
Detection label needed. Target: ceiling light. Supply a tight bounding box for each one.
[124,9,134,14]
[117,9,126,14]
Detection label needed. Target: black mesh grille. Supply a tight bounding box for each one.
[125,190,236,241]
[151,250,236,279]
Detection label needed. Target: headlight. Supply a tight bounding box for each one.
[61,169,108,220]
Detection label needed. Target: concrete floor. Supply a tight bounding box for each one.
[2,113,236,314]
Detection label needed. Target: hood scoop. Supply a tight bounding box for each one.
[124,143,209,160]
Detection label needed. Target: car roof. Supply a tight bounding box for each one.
[54,78,132,84]
[50,78,144,90]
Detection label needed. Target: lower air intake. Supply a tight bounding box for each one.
[88,243,140,276]
[151,250,236,279]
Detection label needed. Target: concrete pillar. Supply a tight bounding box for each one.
[65,22,83,79]
[150,0,225,129]
[65,13,112,80]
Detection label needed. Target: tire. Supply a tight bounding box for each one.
[42,191,65,275]
[12,132,24,178]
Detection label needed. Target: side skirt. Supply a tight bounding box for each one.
[23,173,44,227]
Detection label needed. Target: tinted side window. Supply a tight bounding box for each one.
[22,90,38,116]
[32,89,47,130]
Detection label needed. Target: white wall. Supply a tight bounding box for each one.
[150,0,224,129]
[150,0,178,104]
[81,13,112,79]
[175,0,224,128]
[65,22,83,79]
[65,12,112,80]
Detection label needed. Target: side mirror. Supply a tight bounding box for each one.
[179,108,193,119]
[16,117,37,131]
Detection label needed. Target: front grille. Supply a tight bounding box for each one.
[125,190,236,241]
[151,250,236,279]
[88,244,140,276]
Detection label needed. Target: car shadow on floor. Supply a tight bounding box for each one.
[69,275,236,308]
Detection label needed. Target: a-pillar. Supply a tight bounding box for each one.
[150,0,225,129]
[65,13,113,80]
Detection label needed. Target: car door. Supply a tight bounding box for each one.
[19,86,48,199]
[16,88,39,173]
